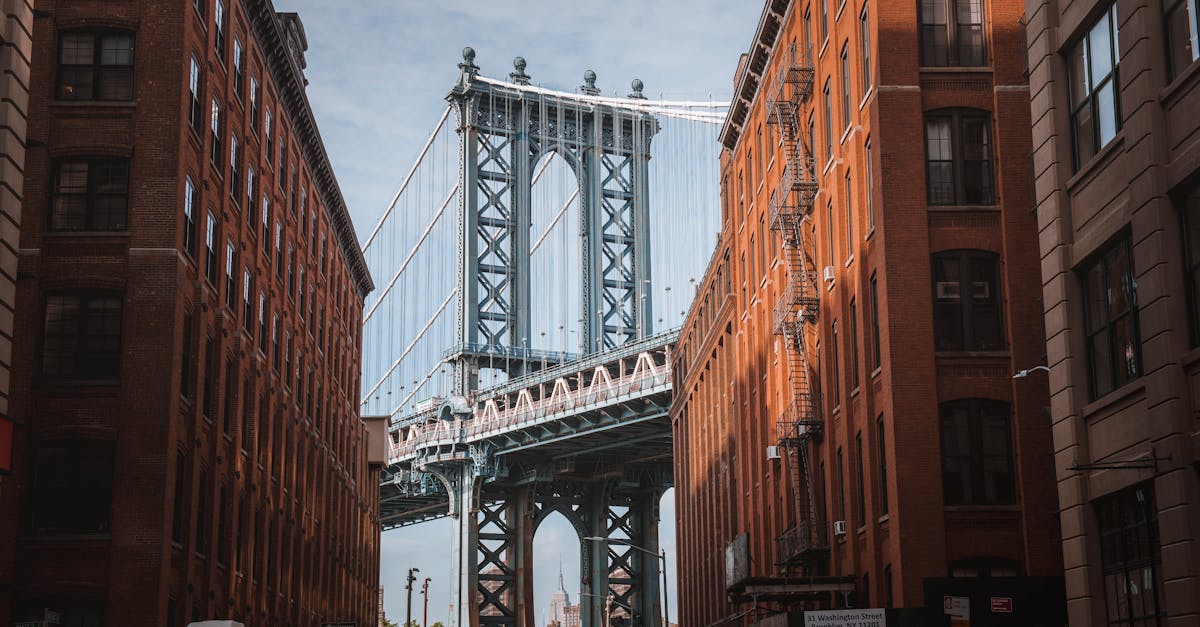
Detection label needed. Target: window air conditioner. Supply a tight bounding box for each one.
[823,266,836,282]
[766,445,781,460]
[833,520,847,536]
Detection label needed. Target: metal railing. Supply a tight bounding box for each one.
[775,520,829,565]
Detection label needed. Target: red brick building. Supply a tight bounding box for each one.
[672,0,1065,623]
[0,1,382,625]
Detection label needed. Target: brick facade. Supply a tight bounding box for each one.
[0,1,381,625]
[1025,0,1200,623]
[1,0,32,420]
[672,0,1064,624]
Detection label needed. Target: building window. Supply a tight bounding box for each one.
[209,98,222,167]
[205,213,218,286]
[183,176,197,258]
[41,292,122,379]
[1083,236,1141,399]
[823,78,833,161]
[860,3,873,92]
[844,170,854,253]
[249,77,260,131]
[877,415,888,515]
[1166,0,1199,78]
[836,447,845,522]
[870,274,881,369]
[194,0,206,18]
[172,450,186,543]
[247,166,257,221]
[202,337,215,420]
[932,250,1003,351]
[243,269,253,331]
[262,196,272,255]
[884,564,893,607]
[830,320,840,404]
[849,298,860,389]
[233,37,245,98]
[865,137,876,232]
[195,468,209,555]
[230,134,241,202]
[1069,3,1120,169]
[1182,190,1200,345]
[925,110,994,205]
[30,440,114,534]
[820,0,829,43]
[1096,483,1164,626]
[275,223,285,275]
[225,240,236,311]
[257,292,267,351]
[920,0,987,66]
[264,109,274,164]
[180,310,194,400]
[56,30,134,100]
[855,432,866,525]
[840,42,852,130]
[940,399,1015,506]
[188,55,203,135]
[213,0,226,60]
[50,158,129,231]
[271,315,280,370]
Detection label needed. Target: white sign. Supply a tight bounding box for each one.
[804,608,886,627]
[943,595,970,619]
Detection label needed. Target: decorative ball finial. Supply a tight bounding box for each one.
[628,78,646,99]
[462,47,476,63]
[510,56,531,85]
[580,69,600,95]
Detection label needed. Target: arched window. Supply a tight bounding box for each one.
[925,109,994,205]
[932,250,1003,351]
[56,29,134,100]
[940,399,1015,505]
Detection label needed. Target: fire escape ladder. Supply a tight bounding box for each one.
[769,40,828,573]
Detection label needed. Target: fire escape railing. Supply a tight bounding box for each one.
[766,42,829,571]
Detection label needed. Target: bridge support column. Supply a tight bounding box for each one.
[441,463,480,627]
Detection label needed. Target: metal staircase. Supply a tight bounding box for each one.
[766,42,828,572]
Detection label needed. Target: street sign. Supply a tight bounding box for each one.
[990,597,1013,613]
[944,595,970,624]
[804,608,886,627]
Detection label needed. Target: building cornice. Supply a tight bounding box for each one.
[719,0,790,152]
[244,0,374,298]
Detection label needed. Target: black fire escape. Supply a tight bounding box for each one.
[766,42,829,574]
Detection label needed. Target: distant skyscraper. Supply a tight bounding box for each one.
[547,562,572,626]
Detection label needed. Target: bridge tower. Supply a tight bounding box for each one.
[427,49,667,627]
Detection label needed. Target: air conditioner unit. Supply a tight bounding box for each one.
[971,280,991,299]
[833,520,847,536]
[823,266,836,282]
[766,445,781,460]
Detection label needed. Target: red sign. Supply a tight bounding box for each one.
[991,597,1013,613]
[0,414,13,474]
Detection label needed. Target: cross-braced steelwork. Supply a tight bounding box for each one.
[366,49,727,627]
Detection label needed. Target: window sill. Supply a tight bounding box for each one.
[877,513,890,525]
[943,505,1020,514]
[918,65,993,73]
[1160,56,1200,106]
[1082,379,1146,420]
[36,378,120,389]
[42,230,131,238]
[858,87,874,111]
[1066,132,1125,194]
[49,99,136,109]
[926,204,1000,212]
[839,124,854,145]
[21,532,113,543]
[935,350,1010,358]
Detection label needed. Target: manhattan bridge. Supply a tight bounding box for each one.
[359,49,727,627]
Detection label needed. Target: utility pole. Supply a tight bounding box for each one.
[406,567,420,627]
[421,577,431,627]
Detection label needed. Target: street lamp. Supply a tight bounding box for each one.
[1013,364,1050,379]
[420,577,431,627]
[583,537,670,627]
[580,592,628,626]
[405,567,420,627]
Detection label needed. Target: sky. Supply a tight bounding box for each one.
[280,0,763,623]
